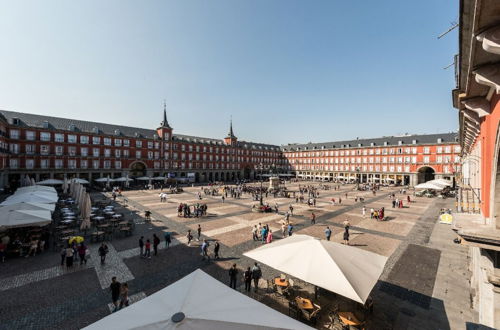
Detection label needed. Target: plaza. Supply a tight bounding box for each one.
[0,182,474,329]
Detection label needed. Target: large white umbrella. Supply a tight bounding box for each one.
[72,178,90,184]
[244,234,388,304]
[135,176,151,181]
[95,177,111,183]
[0,209,52,229]
[62,178,69,194]
[83,269,312,330]
[113,177,133,182]
[17,185,57,194]
[0,202,56,212]
[414,181,446,190]
[36,179,64,185]
[2,192,58,205]
[152,176,167,180]
[431,179,453,187]
[80,193,92,230]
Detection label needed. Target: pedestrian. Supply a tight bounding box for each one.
[261,226,267,244]
[370,208,374,219]
[287,223,293,236]
[281,223,287,238]
[153,234,160,256]
[289,204,294,215]
[66,245,74,268]
[110,277,121,312]
[311,212,316,224]
[229,263,238,289]
[186,230,193,246]
[392,200,396,208]
[252,225,258,241]
[266,229,273,244]
[78,243,87,265]
[244,267,252,292]
[343,227,350,245]
[60,245,66,266]
[325,226,332,241]
[362,206,366,218]
[214,241,220,259]
[251,262,262,292]
[145,210,151,221]
[197,224,202,241]
[222,195,225,203]
[139,236,144,257]
[119,282,129,309]
[0,241,5,263]
[99,243,108,264]
[343,219,350,231]
[164,232,172,248]
[144,239,151,259]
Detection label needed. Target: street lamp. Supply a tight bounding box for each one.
[258,162,264,206]
[355,167,360,190]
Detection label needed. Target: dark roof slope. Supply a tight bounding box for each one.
[281,133,458,151]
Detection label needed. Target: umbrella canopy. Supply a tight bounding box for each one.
[0,202,55,213]
[244,235,388,304]
[36,179,64,185]
[414,181,446,190]
[80,193,92,230]
[68,236,84,244]
[152,176,167,180]
[17,185,57,194]
[62,178,69,194]
[2,192,58,205]
[113,177,134,182]
[431,179,453,186]
[95,177,112,183]
[72,178,90,184]
[0,209,52,229]
[135,176,152,181]
[83,269,312,330]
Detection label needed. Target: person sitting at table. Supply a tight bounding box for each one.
[26,239,38,258]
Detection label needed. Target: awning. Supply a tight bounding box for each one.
[36,179,64,185]
[0,208,52,229]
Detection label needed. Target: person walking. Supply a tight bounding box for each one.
[325,226,332,241]
[311,212,316,224]
[139,236,144,257]
[252,225,258,241]
[197,224,202,241]
[251,262,262,292]
[186,230,193,246]
[144,239,151,259]
[370,208,374,219]
[229,264,238,289]
[281,223,287,238]
[99,243,109,264]
[266,229,273,244]
[287,223,293,236]
[110,277,121,312]
[343,219,350,231]
[119,282,129,309]
[201,239,210,260]
[362,206,366,218]
[153,234,160,256]
[214,241,220,259]
[222,195,225,203]
[60,245,66,266]
[78,243,87,265]
[343,227,350,245]
[65,245,74,268]
[289,204,294,216]
[243,267,252,292]
[164,232,171,248]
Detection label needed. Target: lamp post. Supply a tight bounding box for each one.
[259,162,264,206]
[355,167,360,190]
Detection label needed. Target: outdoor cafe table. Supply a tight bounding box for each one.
[91,207,99,211]
[338,312,363,326]
[274,278,289,287]
[61,219,74,225]
[55,225,68,230]
[295,297,314,310]
[98,224,110,229]
[93,216,105,222]
[104,211,115,216]
[104,206,114,210]
[112,214,122,219]
[60,229,75,236]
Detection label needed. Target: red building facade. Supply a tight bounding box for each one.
[282,134,460,186]
[0,108,285,188]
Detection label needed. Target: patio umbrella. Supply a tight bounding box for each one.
[62,178,69,195]
[72,178,90,184]
[244,234,388,304]
[17,185,57,194]
[80,193,92,230]
[0,209,52,229]
[30,177,36,186]
[152,176,167,180]
[95,177,110,182]
[82,269,313,330]
[136,176,152,181]
[36,179,64,185]
[0,202,55,213]
[414,182,446,190]
[125,174,130,188]
[1,192,58,205]
[68,236,84,244]
[431,179,453,187]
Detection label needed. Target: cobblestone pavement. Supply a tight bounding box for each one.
[0,182,476,329]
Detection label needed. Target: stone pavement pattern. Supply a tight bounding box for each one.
[0,182,476,329]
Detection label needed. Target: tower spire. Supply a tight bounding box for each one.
[227,116,236,138]
[161,100,171,128]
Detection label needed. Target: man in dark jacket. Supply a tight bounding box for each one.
[229,264,238,289]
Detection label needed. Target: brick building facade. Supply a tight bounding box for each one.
[282,133,460,186]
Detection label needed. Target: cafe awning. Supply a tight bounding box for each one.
[244,234,388,304]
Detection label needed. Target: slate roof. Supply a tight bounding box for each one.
[0,109,281,150]
[281,133,458,151]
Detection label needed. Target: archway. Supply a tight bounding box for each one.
[130,161,147,177]
[209,172,213,182]
[195,173,200,183]
[417,166,435,184]
[244,166,251,179]
[215,172,219,181]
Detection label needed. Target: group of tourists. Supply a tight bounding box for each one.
[228,262,262,292]
[251,223,274,244]
[177,203,208,218]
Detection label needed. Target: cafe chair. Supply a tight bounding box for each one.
[288,299,299,319]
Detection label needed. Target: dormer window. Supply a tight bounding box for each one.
[134,132,140,138]
[412,139,417,144]
[12,118,20,125]
[68,123,76,131]
[398,140,403,145]
[383,141,388,146]
[92,127,99,134]
[43,121,49,129]
[358,143,362,147]
[437,138,443,143]
[370,142,375,147]
[114,129,121,136]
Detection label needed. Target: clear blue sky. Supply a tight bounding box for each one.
[0,0,458,145]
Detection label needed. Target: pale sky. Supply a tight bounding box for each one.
[0,1,459,145]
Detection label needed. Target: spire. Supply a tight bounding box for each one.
[227,116,236,138]
[161,100,171,128]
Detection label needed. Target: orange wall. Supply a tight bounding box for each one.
[479,93,500,218]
